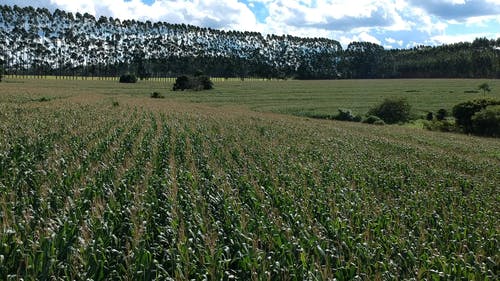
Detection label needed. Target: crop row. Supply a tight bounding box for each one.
[0,100,498,280]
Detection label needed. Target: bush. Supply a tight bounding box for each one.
[150,92,164,99]
[197,75,214,90]
[426,112,434,121]
[362,115,384,125]
[423,120,456,132]
[173,75,191,91]
[436,109,447,121]
[471,105,500,137]
[173,75,213,91]
[334,109,361,122]
[368,97,411,124]
[452,99,500,133]
[119,74,138,83]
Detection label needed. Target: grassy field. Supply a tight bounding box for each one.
[0,78,499,280]
[2,77,500,116]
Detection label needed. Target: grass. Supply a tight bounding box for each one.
[0,77,499,279]
[2,77,499,117]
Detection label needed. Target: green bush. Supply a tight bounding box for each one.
[368,97,411,124]
[471,105,500,137]
[150,92,164,99]
[423,120,456,132]
[436,109,447,121]
[426,112,434,121]
[452,99,500,133]
[362,115,384,125]
[119,74,138,83]
[173,75,213,91]
[334,109,361,122]
[197,75,214,90]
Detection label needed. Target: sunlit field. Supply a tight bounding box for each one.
[0,78,498,280]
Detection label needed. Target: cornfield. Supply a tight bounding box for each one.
[0,85,499,280]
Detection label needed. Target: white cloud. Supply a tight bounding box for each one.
[430,32,500,45]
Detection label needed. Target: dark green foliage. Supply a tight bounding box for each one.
[423,120,456,132]
[119,74,138,83]
[197,75,214,90]
[0,66,3,82]
[172,75,191,91]
[173,75,213,91]
[2,5,500,79]
[478,82,491,95]
[452,99,500,133]
[38,97,50,102]
[436,109,447,121]
[150,92,164,99]
[362,115,384,125]
[368,98,411,124]
[334,109,361,122]
[426,112,434,121]
[471,105,500,136]
[112,101,119,107]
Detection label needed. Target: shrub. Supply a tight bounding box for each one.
[436,109,447,121]
[335,109,353,121]
[362,115,384,124]
[471,105,500,137]
[119,74,137,83]
[423,120,456,132]
[368,97,411,124]
[452,99,500,133]
[173,75,213,91]
[197,75,214,90]
[478,83,491,95]
[426,112,434,121]
[112,101,119,107]
[150,92,164,99]
[173,75,191,91]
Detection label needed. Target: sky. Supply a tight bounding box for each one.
[4,0,500,48]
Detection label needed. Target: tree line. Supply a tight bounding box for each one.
[0,5,499,80]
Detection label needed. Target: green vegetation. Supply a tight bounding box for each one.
[436,108,448,121]
[173,75,214,91]
[119,74,138,83]
[1,78,499,279]
[471,105,500,137]
[478,82,491,95]
[452,98,500,133]
[368,97,411,124]
[150,91,165,99]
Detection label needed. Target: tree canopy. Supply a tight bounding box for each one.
[0,4,499,79]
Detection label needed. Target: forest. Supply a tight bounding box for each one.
[0,4,499,79]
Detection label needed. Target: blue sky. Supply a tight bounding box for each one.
[5,0,500,48]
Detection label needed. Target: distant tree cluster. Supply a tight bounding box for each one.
[119,74,137,83]
[0,5,499,80]
[173,74,213,91]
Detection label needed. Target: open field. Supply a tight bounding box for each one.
[2,77,500,117]
[0,78,499,279]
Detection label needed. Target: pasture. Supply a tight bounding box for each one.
[0,77,499,280]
